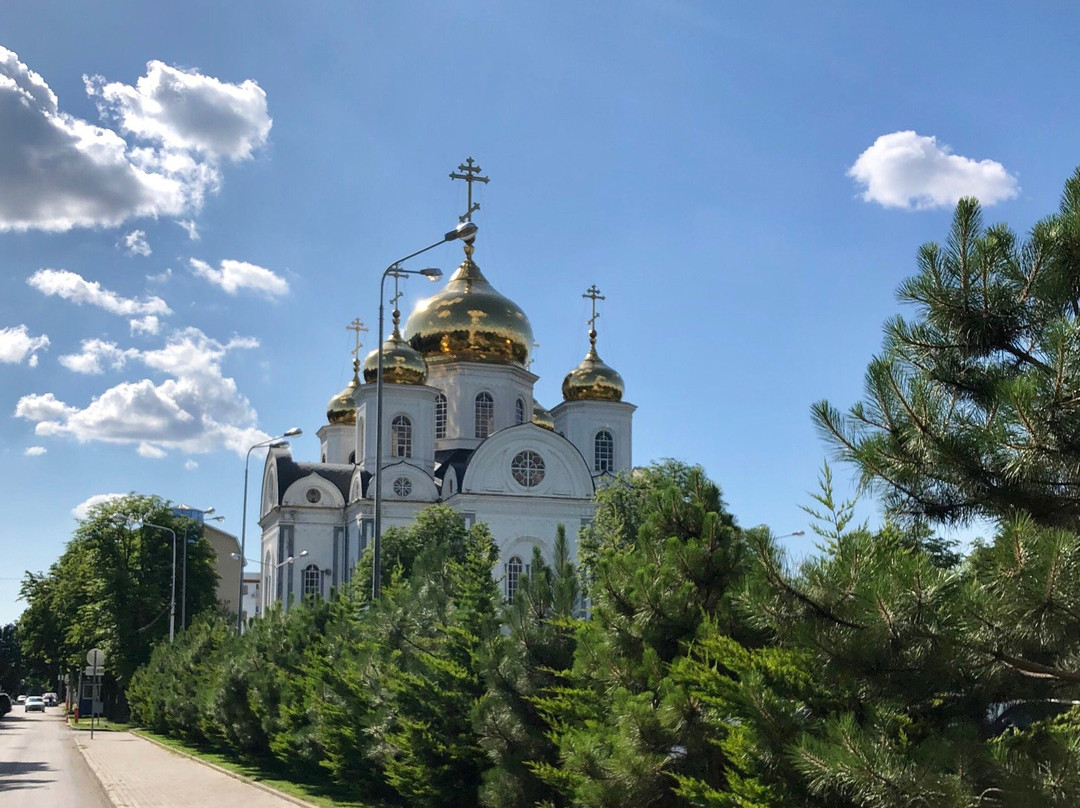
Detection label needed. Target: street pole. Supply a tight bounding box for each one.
[138,521,177,642]
[372,221,475,600]
[238,429,301,633]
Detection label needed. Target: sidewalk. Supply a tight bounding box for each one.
[73,729,319,808]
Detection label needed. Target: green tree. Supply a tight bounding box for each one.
[19,494,219,693]
[374,515,502,808]
[813,169,1080,529]
[537,462,764,807]
[476,525,580,808]
[0,623,23,694]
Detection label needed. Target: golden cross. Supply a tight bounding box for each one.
[583,285,605,330]
[346,317,368,360]
[449,157,490,223]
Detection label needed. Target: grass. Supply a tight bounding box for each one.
[69,716,129,732]
[133,730,375,808]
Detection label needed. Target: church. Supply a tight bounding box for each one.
[257,160,635,610]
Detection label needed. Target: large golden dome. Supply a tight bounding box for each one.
[327,366,360,425]
[405,246,533,367]
[562,332,625,402]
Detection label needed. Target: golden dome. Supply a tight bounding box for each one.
[405,246,533,367]
[562,334,625,402]
[532,400,556,431]
[327,366,360,425]
[362,323,429,385]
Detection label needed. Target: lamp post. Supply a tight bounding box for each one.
[372,221,477,599]
[117,516,178,643]
[182,509,223,630]
[238,428,302,633]
[277,549,308,610]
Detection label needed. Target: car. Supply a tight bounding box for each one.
[0,693,11,717]
[15,694,27,705]
[42,692,57,707]
[24,696,45,712]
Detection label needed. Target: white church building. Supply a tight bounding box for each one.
[257,163,634,609]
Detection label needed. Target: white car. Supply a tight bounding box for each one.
[24,696,45,712]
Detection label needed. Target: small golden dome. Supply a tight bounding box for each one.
[327,368,360,425]
[362,328,429,385]
[532,400,556,431]
[562,339,624,403]
[405,246,533,367]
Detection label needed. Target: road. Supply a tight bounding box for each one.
[0,707,111,807]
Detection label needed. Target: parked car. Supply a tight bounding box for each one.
[42,692,57,707]
[15,694,27,704]
[0,693,11,717]
[24,696,45,713]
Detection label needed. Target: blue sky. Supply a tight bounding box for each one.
[2,1,1078,625]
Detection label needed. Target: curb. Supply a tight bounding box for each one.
[130,729,323,808]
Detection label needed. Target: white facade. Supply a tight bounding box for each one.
[258,225,634,609]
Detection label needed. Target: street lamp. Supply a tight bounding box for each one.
[115,515,178,643]
[182,509,223,630]
[238,428,302,633]
[373,221,477,599]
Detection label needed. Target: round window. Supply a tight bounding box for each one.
[306,488,322,504]
[393,476,412,497]
[511,450,545,487]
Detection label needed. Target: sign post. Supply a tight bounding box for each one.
[84,649,105,739]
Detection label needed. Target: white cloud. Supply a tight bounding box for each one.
[177,219,200,240]
[0,47,270,233]
[59,339,138,374]
[28,268,172,316]
[89,61,271,161]
[0,325,50,365]
[121,229,151,256]
[184,459,198,470]
[146,268,172,283]
[138,442,166,458]
[24,446,46,456]
[848,131,1019,210]
[16,327,273,457]
[72,493,124,519]
[130,315,161,336]
[190,258,289,298]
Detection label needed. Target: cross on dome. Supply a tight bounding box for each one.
[449,157,489,224]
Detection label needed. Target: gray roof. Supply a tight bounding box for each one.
[434,448,474,483]
[273,454,355,503]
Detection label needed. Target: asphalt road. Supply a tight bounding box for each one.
[0,707,111,807]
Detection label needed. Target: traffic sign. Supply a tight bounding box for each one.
[87,648,106,668]
[84,666,103,676]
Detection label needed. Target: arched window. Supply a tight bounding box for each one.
[506,555,524,603]
[302,564,321,599]
[515,397,526,425]
[594,430,614,473]
[392,415,412,458]
[435,393,447,439]
[263,551,273,609]
[475,392,494,438]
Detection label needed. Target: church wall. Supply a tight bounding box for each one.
[317,422,355,464]
[354,383,439,475]
[551,399,636,475]
[427,362,538,451]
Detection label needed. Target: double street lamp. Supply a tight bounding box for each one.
[113,515,178,643]
[238,428,302,633]
[372,221,478,599]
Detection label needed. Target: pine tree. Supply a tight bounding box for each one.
[813,169,1080,529]
[476,525,580,808]
[537,462,762,807]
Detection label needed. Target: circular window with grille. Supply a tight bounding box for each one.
[306,488,322,504]
[393,476,412,497]
[511,450,545,487]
